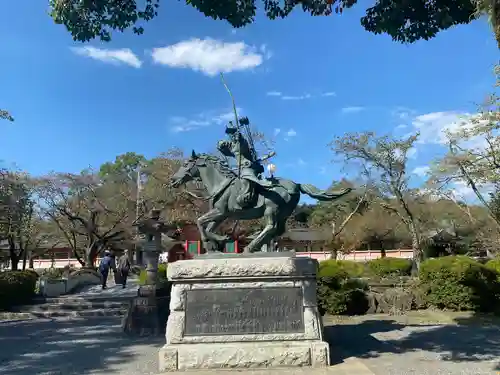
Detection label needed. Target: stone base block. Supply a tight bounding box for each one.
[158,341,330,372]
[122,286,170,336]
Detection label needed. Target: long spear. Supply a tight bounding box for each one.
[220,73,248,241]
[219,73,243,178]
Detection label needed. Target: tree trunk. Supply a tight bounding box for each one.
[22,249,28,270]
[381,248,386,258]
[85,244,102,269]
[10,254,19,271]
[330,248,338,260]
[72,248,85,267]
[408,222,422,274]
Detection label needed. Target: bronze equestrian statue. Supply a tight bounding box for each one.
[170,116,352,253]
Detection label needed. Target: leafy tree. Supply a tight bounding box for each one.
[331,132,425,268]
[99,152,148,182]
[345,201,410,254]
[49,0,482,45]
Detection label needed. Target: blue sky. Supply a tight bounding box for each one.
[1,2,498,196]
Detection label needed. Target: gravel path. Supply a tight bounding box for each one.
[326,313,500,375]
[1,311,499,375]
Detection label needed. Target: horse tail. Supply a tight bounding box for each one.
[298,184,352,201]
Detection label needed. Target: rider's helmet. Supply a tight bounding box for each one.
[225,121,238,134]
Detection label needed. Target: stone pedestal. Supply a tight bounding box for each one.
[158,252,329,372]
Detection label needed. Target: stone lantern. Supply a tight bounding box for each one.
[122,209,177,336]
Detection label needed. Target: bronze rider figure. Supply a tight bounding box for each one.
[217,118,275,208]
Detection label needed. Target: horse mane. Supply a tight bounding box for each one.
[197,154,236,178]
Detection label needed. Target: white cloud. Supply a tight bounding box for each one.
[273,128,281,136]
[298,158,306,166]
[412,166,430,177]
[286,129,297,137]
[170,108,241,132]
[151,38,267,76]
[410,111,468,144]
[282,94,312,101]
[341,106,365,114]
[71,46,142,68]
[266,91,334,100]
[439,181,494,202]
[407,111,492,155]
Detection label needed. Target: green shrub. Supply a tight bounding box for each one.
[0,270,39,310]
[318,260,365,279]
[139,263,168,286]
[317,276,369,315]
[367,258,413,277]
[419,256,500,312]
[40,267,65,280]
[485,259,500,281]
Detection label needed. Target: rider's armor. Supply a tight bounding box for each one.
[217,121,270,208]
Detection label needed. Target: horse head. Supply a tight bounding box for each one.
[170,150,200,188]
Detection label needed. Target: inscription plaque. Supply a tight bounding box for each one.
[184,287,304,336]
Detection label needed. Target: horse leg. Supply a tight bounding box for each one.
[243,211,278,253]
[205,219,228,242]
[197,209,225,253]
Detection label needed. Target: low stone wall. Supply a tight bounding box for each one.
[39,269,101,297]
[365,278,425,314]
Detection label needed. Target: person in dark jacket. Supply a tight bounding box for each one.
[117,250,131,288]
[99,250,116,289]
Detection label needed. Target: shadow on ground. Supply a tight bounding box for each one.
[324,314,500,372]
[0,317,164,375]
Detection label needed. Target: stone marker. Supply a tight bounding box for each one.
[158,252,329,371]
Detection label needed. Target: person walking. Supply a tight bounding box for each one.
[117,249,131,288]
[99,250,116,290]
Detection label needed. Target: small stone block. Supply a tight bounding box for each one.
[311,341,330,367]
[158,345,178,372]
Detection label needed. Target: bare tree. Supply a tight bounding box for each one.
[36,172,133,267]
[0,170,39,270]
[331,132,424,269]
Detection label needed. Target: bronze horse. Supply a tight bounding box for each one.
[170,151,352,253]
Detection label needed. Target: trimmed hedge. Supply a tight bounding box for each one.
[318,260,365,279]
[317,260,369,315]
[367,258,413,277]
[317,275,369,315]
[0,270,39,310]
[419,256,500,312]
[485,258,500,281]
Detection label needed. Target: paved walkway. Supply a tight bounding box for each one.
[1,314,499,375]
[72,277,139,298]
